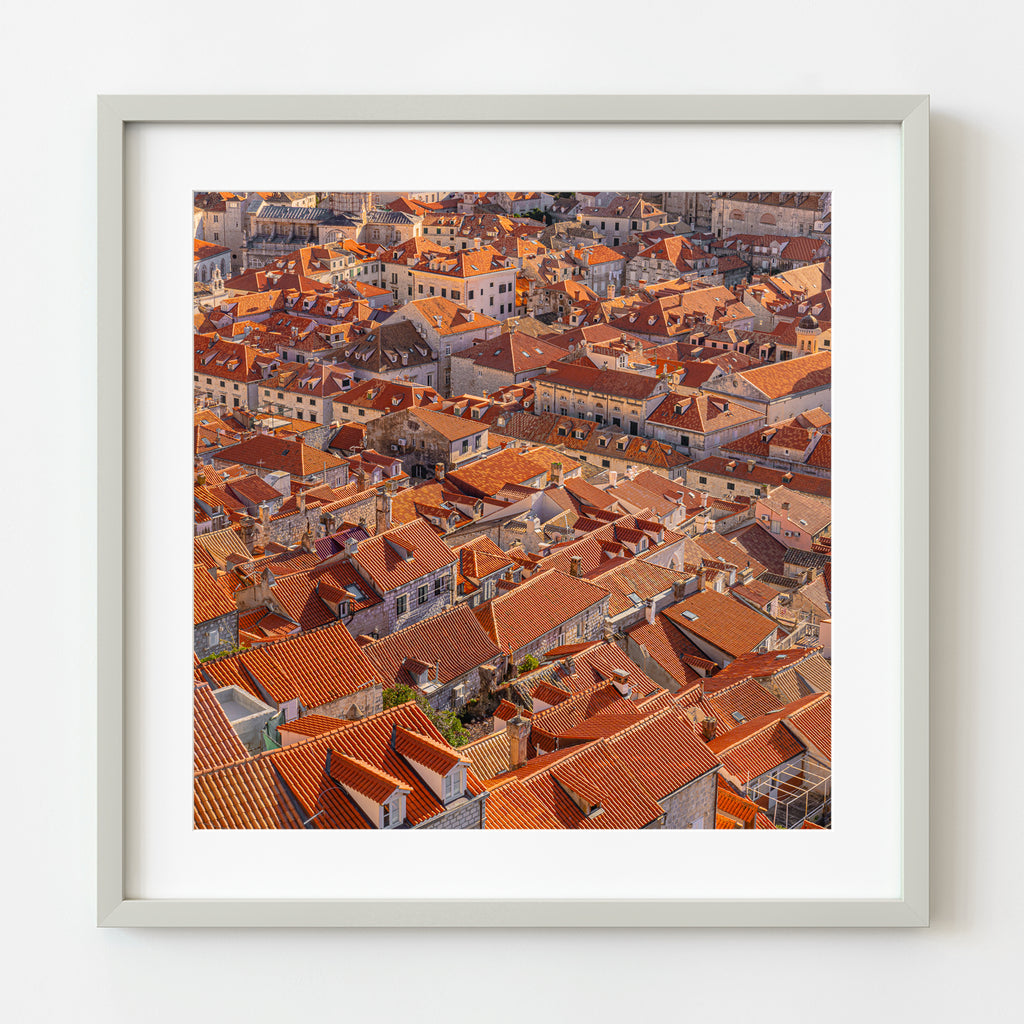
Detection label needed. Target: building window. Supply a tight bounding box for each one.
[461,439,469,453]
[602,459,610,468]
[468,290,474,299]
[396,595,407,615]
[699,476,707,484]
[418,284,424,294]
[726,481,735,490]
[434,578,443,597]
[418,584,428,605]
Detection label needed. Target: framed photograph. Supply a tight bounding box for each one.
[98,94,928,927]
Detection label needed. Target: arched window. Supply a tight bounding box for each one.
[760,213,776,225]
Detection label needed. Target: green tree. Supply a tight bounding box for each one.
[383,685,471,747]
[518,654,540,675]
[383,683,416,709]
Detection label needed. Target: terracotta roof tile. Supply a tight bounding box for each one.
[193,683,249,771]
[663,590,776,659]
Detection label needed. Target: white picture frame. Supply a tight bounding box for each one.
[97,94,929,927]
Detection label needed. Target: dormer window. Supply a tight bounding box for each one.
[444,767,464,802]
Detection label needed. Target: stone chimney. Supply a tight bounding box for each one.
[297,490,306,514]
[701,716,717,742]
[300,528,314,552]
[549,460,564,486]
[570,555,582,577]
[607,469,618,487]
[376,485,393,534]
[507,707,530,769]
[672,579,688,601]
[607,282,615,299]
[611,668,631,699]
[645,598,656,624]
[523,516,542,555]
[435,462,445,481]
[240,515,259,553]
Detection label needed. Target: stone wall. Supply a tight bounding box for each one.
[312,683,383,722]
[511,597,609,665]
[416,792,487,829]
[194,611,239,659]
[659,770,719,829]
[450,357,519,400]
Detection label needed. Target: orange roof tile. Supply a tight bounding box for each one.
[193,683,249,772]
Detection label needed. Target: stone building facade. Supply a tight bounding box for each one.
[414,791,488,829]
[658,769,719,829]
[194,609,240,659]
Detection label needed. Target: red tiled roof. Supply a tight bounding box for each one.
[481,777,565,828]
[394,726,469,775]
[663,590,776,659]
[710,719,804,782]
[535,362,667,400]
[352,519,457,592]
[455,331,566,374]
[473,570,609,654]
[193,683,248,771]
[726,351,831,401]
[703,646,825,694]
[446,445,579,499]
[267,702,484,828]
[216,434,348,479]
[329,751,409,804]
[365,604,501,691]
[787,693,831,761]
[194,562,237,625]
[194,757,305,829]
[200,620,377,710]
[279,714,351,738]
[625,614,714,687]
[688,456,831,499]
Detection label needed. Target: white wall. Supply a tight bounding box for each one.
[6,1,1022,1022]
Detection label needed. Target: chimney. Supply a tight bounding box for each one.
[297,490,306,514]
[672,579,687,601]
[507,708,530,769]
[376,485,393,533]
[607,469,618,486]
[701,716,717,742]
[607,282,615,299]
[611,668,631,699]
[570,555,582,577]
[645,598,656,624]
[697,565,707,590]
[435,462,445,481]
[390,722,397,751]
[260,505,270,526]
[747,459,755,472]
[549,460,564,486]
